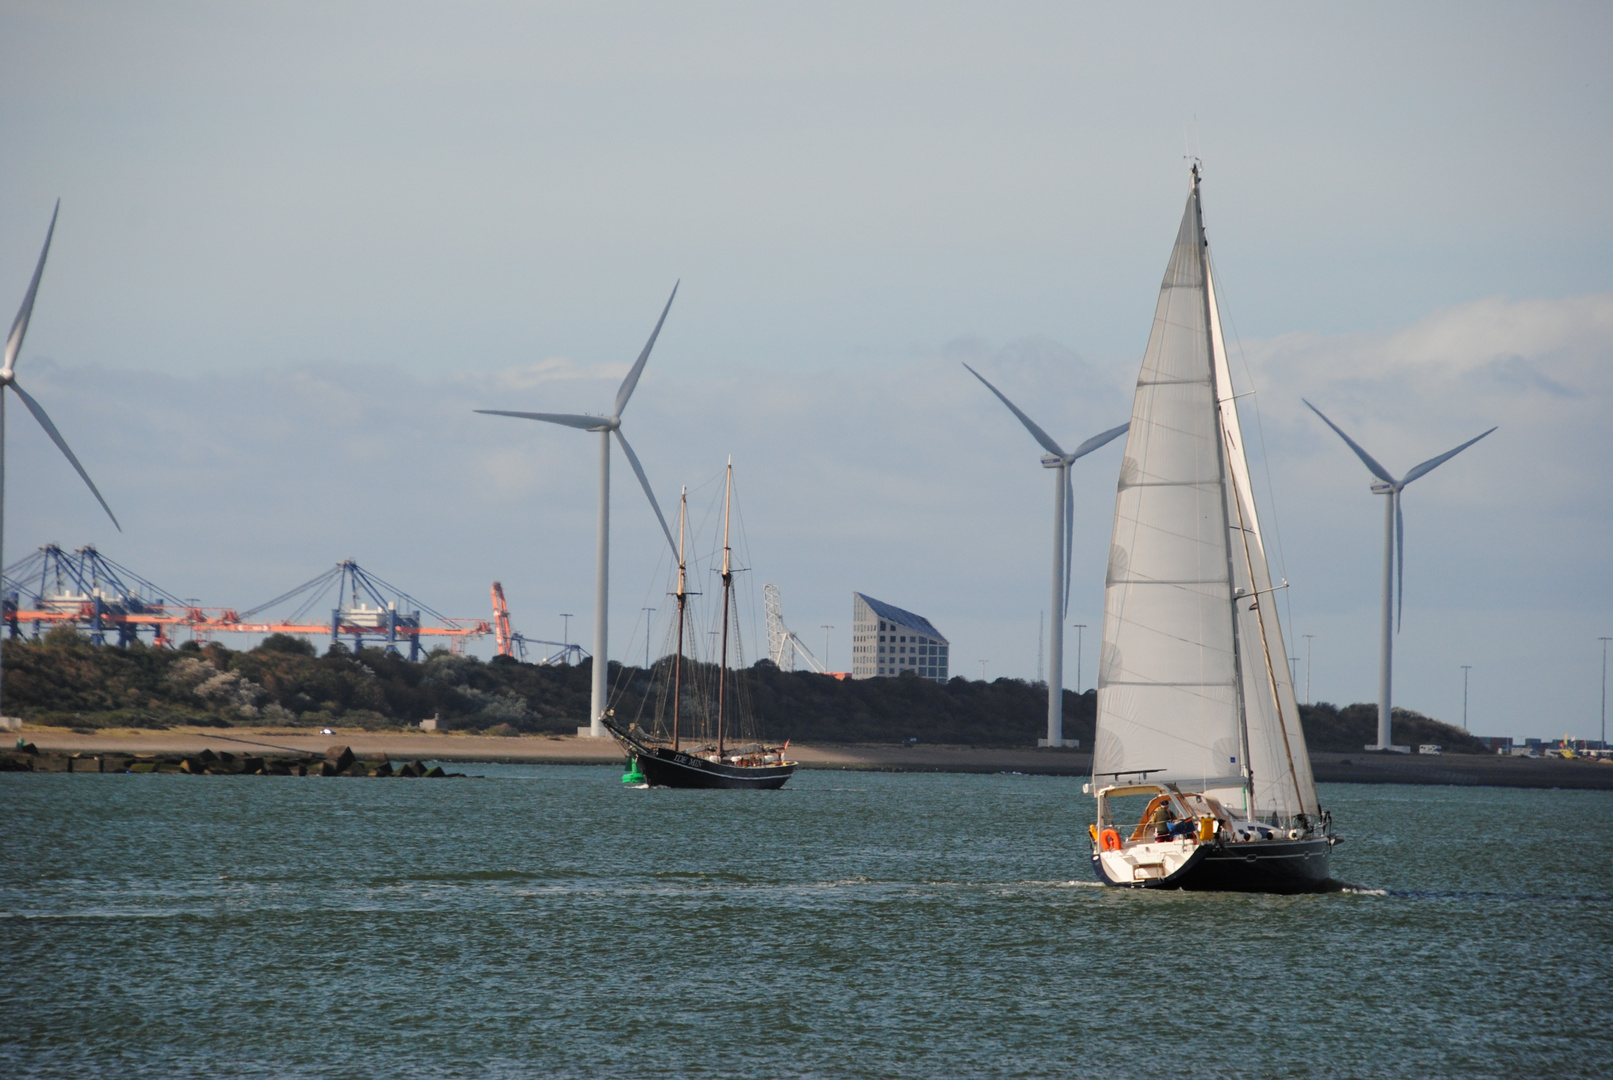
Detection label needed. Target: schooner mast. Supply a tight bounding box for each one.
[716,458,734,759]
[671,487,688,752]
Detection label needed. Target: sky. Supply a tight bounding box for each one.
[2,2,1610,740]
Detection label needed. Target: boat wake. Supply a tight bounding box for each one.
[1335,882,1389,895]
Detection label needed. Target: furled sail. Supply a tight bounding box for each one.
[1094,172,1318,820]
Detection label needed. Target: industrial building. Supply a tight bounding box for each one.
[850,593,949,682]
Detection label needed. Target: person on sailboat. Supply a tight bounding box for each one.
[1149,800,1173,842]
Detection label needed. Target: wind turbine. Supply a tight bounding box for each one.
[964,363,1127,748]
[1305,400,1494,752]
[1,201,121,720]
[478,283,681,738]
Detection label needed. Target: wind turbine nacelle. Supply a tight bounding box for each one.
[1040,453,1063,469]
[1369,482,1395,494]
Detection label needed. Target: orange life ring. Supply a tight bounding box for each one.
[1099,828,1122,852]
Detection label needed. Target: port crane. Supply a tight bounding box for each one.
[489,581,589,665]
[2,548,490,656]
[3,544,194,646]
[763,583,826,673]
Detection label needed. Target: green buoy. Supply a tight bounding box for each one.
[621,755,645,784]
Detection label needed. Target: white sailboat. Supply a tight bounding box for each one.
[1087,165,1338,891]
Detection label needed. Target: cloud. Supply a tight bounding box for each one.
[5,292,1610,737]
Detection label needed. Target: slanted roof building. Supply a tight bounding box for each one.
[851,592,949,683]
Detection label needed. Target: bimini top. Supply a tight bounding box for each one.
[854,593,948,643]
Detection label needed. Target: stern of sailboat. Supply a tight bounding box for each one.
[1088,782,1334,891]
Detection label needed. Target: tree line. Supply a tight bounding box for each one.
[3,626,1484,751]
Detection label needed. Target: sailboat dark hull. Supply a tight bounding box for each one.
[635,746,796,790]
[1092,836,1334,894]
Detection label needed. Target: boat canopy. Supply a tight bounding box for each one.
[1095,783,1169,799]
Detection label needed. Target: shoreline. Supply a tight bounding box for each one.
[9,726,1613,790]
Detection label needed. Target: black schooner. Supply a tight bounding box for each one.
[603,461,796,790]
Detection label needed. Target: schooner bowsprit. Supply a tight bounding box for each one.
[1087,166,1338,891]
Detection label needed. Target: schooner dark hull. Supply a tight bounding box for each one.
[636,746,796,790]
[1091,836,1333,894]
[604,718,796,790]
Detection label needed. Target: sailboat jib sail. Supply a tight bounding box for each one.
[1090,167,1333,891]
[1206,259,1318,821]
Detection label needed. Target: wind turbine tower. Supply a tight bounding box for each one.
[1305,400,1494,752]
[1,202,120,721]
[478,285,681,737]
[964,363,1127,748]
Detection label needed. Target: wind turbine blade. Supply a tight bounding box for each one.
[474,409,607,430]
[1068,421,1130,462]
[613,428,678,558]
[961,363,1066,457]
[10,380,121,531]
[1395,493,1404,633]
[5,200,60,373]
[1401,426,1497,485]
[1303,400,1396,484]
[614,281,679,419]
[1063,470,1074,619]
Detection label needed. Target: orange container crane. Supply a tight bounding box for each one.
[3,549,492,657]
[492,581,514,658]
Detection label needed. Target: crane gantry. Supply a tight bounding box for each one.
[763,583,826,673]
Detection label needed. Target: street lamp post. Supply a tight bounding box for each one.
[1600,637,1611,750]
[978,660,988,682]
[822,625,834,672]
[1302,634,1315,705]
[559,613,576,667]
[1072,624,1087,694]
[1461,664,1471,730]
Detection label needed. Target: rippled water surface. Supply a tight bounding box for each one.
[3,767,1610,1078]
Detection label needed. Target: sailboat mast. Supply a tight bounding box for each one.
[1221,421,1308,818]
[716,459,734,759]
[672,487,688,752]
[1193,165,1256,818]
[1206,256,1311,820]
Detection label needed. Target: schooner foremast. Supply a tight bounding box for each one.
[671,486,688,752]
[1093,165,1316,825]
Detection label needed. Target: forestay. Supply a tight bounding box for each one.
[1093,173,1318,821]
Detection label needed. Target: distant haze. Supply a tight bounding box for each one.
[2,3,1609,740]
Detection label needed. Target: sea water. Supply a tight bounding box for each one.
[2,767,1609,1078]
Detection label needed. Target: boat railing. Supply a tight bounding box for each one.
[1091,813,1221,851]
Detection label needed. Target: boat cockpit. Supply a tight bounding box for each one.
[1087,782,1319,854]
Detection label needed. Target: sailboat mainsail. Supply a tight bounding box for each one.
[1093,167,1318,825]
